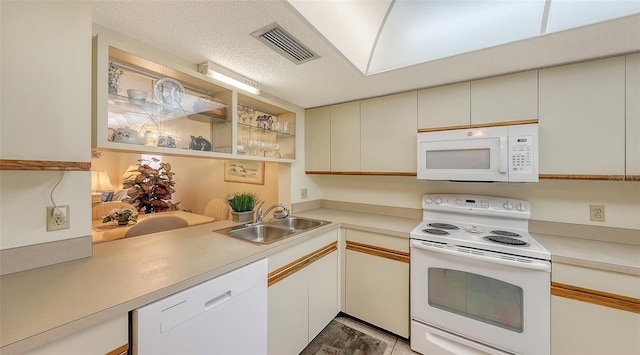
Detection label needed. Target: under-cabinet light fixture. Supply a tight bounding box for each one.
[198,61,260,95]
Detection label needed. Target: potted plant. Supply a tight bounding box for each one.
[226,192,259,222]
[102,207,138,226]
[122,158,181,214]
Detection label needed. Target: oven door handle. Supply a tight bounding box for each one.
[411,240,551,272]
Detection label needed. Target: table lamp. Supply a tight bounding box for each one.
[91,170,114,204]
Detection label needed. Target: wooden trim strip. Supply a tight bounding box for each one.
[418,125,471,133]
[0,159,91,171]
[268,242,337,287]
[305,170,333,175]
[469,119,539,129]
[551,282,640,314]
[305,171,417,176]
[346,241,410,263]
[105,343,128,355]
[417,119,539,133]
[625,175,640,181]
[540,174,625,181]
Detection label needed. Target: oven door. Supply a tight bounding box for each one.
[417,126,508,182]
[410,240,550,355]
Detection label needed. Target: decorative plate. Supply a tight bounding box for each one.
[153,78,185,109]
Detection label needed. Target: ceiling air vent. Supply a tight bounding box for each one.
[251,23,319,65]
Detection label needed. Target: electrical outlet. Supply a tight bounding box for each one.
[47,205,70,231]
[589,205,605,222]
[301,188,308,199]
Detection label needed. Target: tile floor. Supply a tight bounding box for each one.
[332,315,420,355]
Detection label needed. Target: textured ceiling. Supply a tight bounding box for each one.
[92,1,640,109]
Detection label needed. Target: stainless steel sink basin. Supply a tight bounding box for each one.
[214,216,330,245]
[266,216,330,230]
[215,224,297,245]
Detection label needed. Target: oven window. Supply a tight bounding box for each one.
[425,149,490,169]
[428,268,523,333]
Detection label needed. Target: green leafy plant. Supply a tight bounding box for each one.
[122,158,180,214]
[102,208,138,225]
[225,192,259,212]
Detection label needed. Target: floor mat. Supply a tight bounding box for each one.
[300,319,389,355]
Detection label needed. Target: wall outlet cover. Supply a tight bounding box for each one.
[47,205,70,231]
[589,204,605,222]
[301,188,308,199]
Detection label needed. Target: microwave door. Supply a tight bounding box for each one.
[419,138,508,181]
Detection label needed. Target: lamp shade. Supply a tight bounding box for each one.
[122,165,141,181]
[91,170,113,192]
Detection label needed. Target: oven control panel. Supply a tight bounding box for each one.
[422,194,530,218]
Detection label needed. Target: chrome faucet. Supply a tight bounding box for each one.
[254,202,289,224]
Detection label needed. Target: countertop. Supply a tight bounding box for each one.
[1,207,637,353]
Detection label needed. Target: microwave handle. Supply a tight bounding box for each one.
[499,137,508,173]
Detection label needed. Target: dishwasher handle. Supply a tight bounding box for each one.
[157,273,262,333]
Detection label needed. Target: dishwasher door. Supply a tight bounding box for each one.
[132,259,267,354]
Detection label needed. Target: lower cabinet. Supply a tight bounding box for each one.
[25,314,128,355]
[551,263,640,354]
[268,229,339,354]
[344,229,410,337]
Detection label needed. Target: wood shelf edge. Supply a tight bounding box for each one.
[0,159,91,171]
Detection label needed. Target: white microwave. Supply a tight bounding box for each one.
[417,124,539,182]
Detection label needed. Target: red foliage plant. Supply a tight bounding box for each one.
[122,158,180,214]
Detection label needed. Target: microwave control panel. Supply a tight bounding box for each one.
[509,135,534,173]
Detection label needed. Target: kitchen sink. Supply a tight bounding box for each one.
[214,216,330,245]
[266,216,330,230]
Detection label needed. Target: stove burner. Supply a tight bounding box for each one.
[428,223,459,230]
[422,228,450,236]
[483,235,530,246]
[490,230,522,238]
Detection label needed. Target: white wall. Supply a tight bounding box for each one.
[0,1,92,250]
[314,175,640,230]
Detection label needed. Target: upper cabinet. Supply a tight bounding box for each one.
[361,92,417,174]
[331,102,361,173]
[418,82,470,130]
[539,56,626,179]
[626,53,640,181]
[304,107,331,172]
[92,33,297,162]
[418,71,538,131]
[470,70,538,126]
[304,102,362,174]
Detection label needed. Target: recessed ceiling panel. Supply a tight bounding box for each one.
[368,0,546,74]
[288,0,392,73]
[545,0,640,33]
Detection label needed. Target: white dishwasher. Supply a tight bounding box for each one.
[132,259,267,354]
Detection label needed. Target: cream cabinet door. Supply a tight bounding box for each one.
[331,101,361,172]
[305,107,331,172]
[539,56,626,178]
[268,269,309,355]
[308,248,339,340]
[418,82,470,130]
[471,70,538,126]
[361,91,418,173]
[344,229,410,337]
[267,230,339,354]
[626,53,640,180]
[551,263,640,354]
